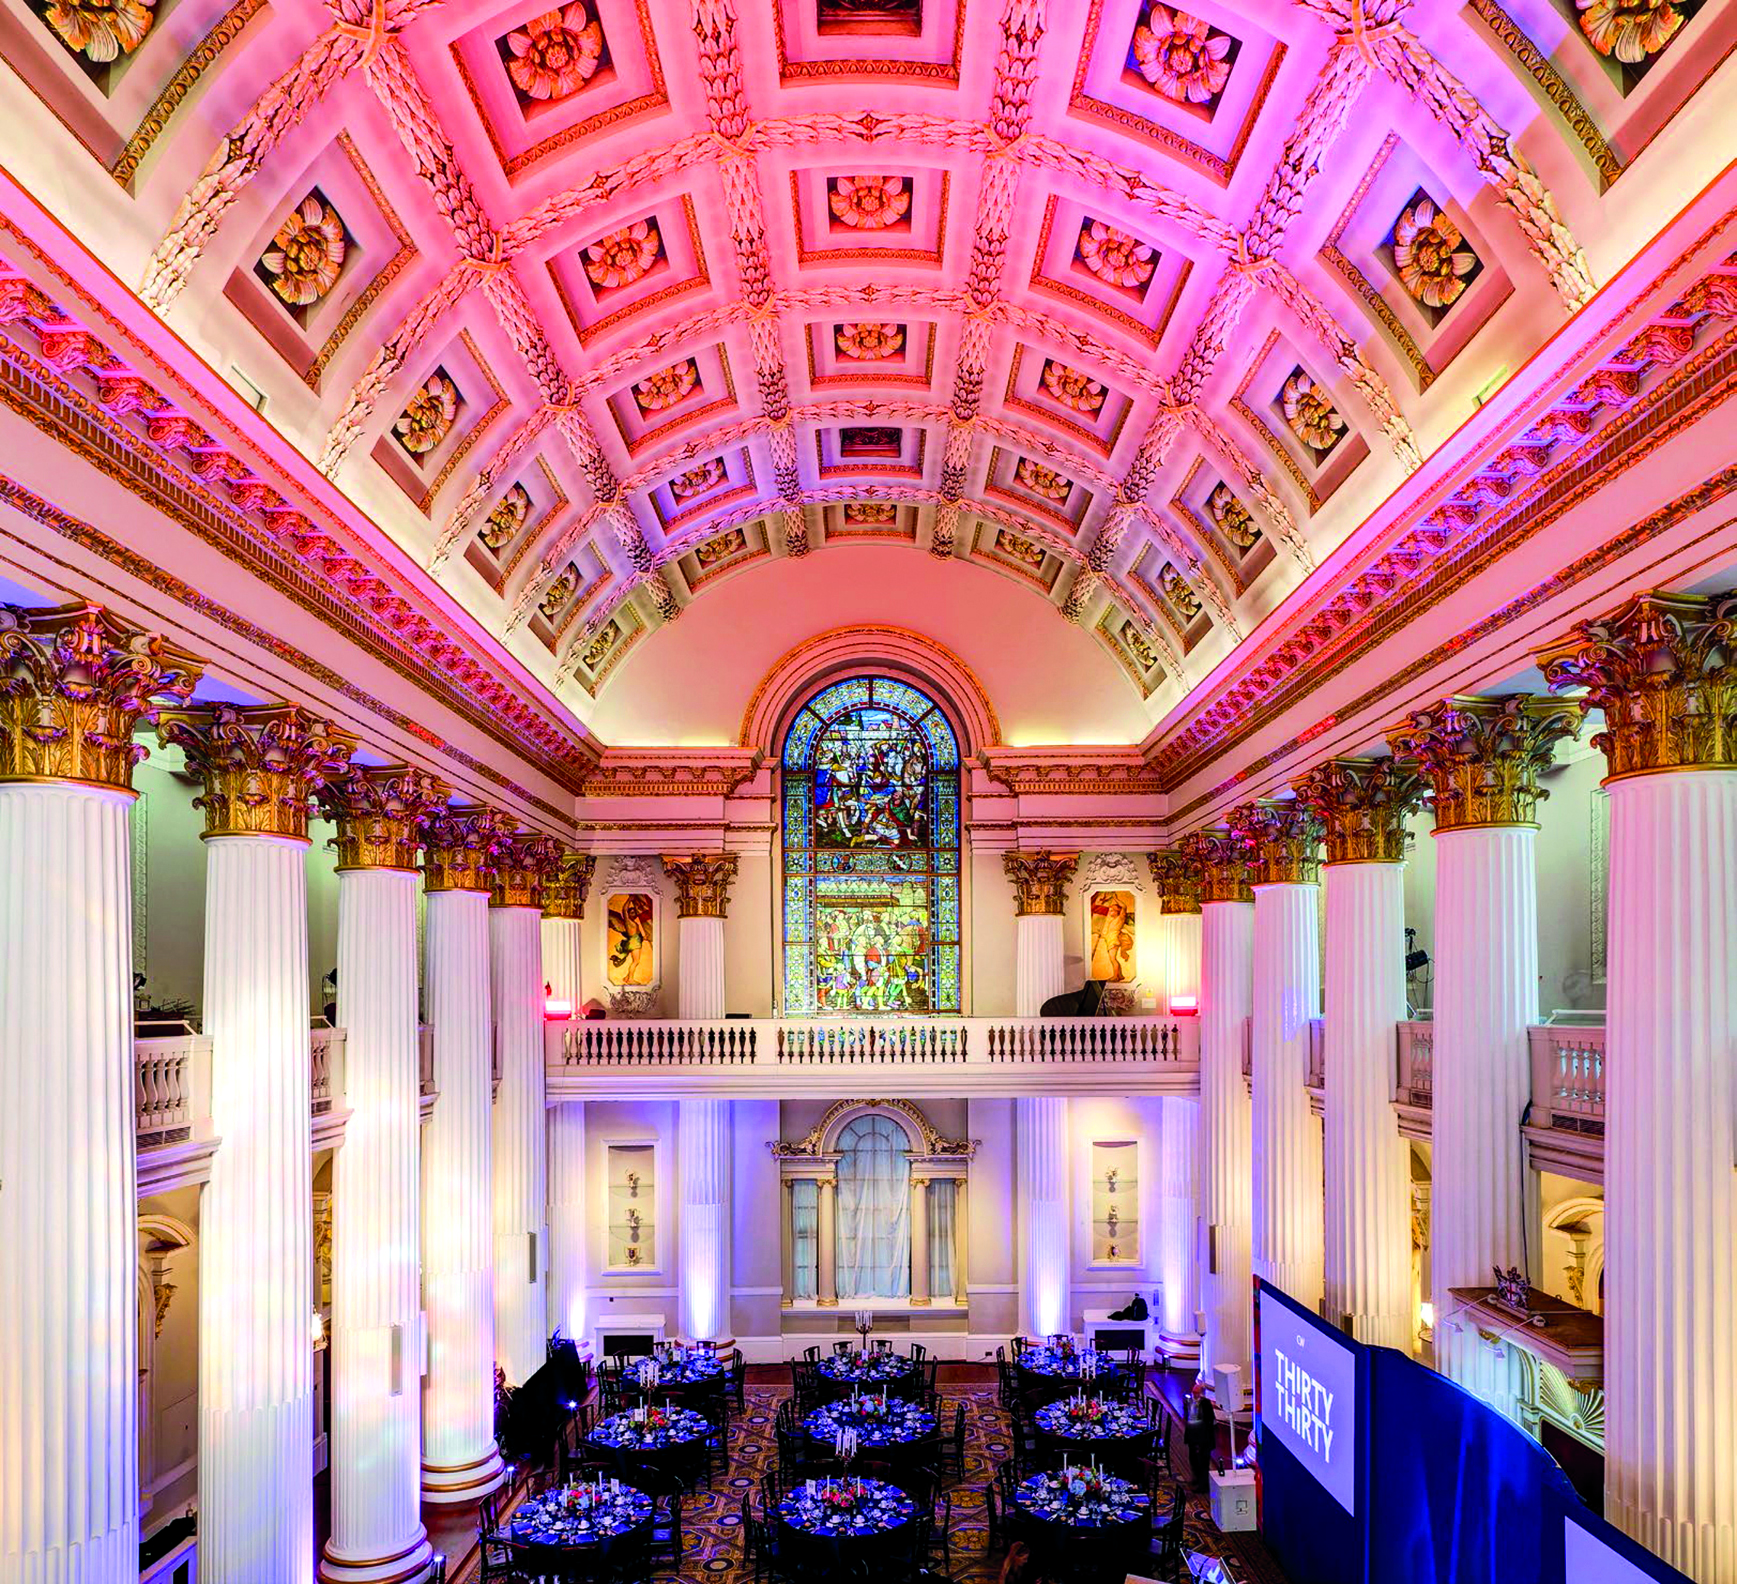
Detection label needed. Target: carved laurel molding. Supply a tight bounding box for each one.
[581,748,762,798]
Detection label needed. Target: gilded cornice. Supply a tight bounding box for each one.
[422,803,512,893]
[1538,591,1737,782]
[1002,849,1080,916]
[1180,828,1254,904]
[1294,757,1425,865]
[492,833,561,910]
[318,765,449,872]
[1228,799,1323,886]
[1388,695,1578,832]
[160,704,355,841]
[543,848,597,920]
[1147,848,1201,914]
[581,748,762,798]
[985,750,1165,797]
[663,852,740,918]
[0,602,199,792]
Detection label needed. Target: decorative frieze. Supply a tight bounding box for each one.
[1147,847,1201,914]
[1229,799,1324,886]
[662,852,739,918]
[0,602,200,791]
[422,803,511,893]
[1294,756,1425,864]
[318,764,449,871]
[541,847,596,920]
[1002,849,1080,916]
[159,703,355,840]
[1388,695,1578,831]
[491,833,561,910]
[1180,827,1255,904]
[1538,591,1737,781]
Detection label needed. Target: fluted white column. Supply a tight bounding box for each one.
[1157,1095,1202,1363]
[542,916,583,1007]
[1431,825,1537,1406]
[1015,914,1065,1017]
[1250,882,1323,1312]
[321,867,432,1584]
[1199,898,1253,1394]
[199,835,316,1583]
[1017,1096,1069,1337]
[0,783,139,1580]
[677,916,726,1020]
[491,902,547,1386]
[1323,861,1413,1351]
[1604,772,1737,1580]
[1157,909,1202,1012]
[678,1099,730,1340]
[548,1102,587,1348]
[421,887,501,1503]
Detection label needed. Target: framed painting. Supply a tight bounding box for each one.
[604,890,660,991]
[1086,886,1137,984]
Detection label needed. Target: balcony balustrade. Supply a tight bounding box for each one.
[1525,1023,1606,1181]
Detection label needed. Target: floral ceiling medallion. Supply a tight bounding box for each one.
[1131,5,1234,107]
[633,358,699,414]
[696,527,747,568]
[1281,369,1345,457]
[44,0,154,62]
[395,370,461,457]
[1392,197,1478,310]
[1123,619,1159,669]
[670,457,726,500]
[994,528,1046,571]
[505,3,605,104]
[843,502,897,527]
[835,322,905,360]
[1040,359,1107,416]
[1207,482,1260,550]
[584,219,661,290]
[539,563,579,620]
[583,620,621,669]
[828,175,912,231]
[478,482,530,551]
[1576,0,1684,63]
[1076,219,1156,291]
[259,194,347,310]
[1159,565,1202,621]
[1014,457,1070,503]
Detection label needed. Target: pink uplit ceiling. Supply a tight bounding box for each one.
[2,0,1733,742]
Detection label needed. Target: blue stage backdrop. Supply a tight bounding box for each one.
[1253,1280,1692,1584]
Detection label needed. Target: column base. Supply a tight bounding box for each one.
[318,1530,435,1584]
[1157,1330,1202,1367]
[816,1297,838,1309]
[420,1446,505,1506]
[909,1296,931,1308]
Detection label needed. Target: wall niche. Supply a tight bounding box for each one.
[606,1142,656,1272]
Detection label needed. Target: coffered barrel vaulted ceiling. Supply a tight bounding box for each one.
[0,0,1733,747]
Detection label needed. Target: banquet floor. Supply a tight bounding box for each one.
[436,1366,1289,1584]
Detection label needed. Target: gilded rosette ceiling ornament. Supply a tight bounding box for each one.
[1228,798,1325,885]
[542,847,597,920]
[0,602,200,792]
[491,831,561,909]
[1179,827,1256,904]
[1293,756,1425,864]
[1538,591,1737,782]
[318,764,450,871]
[159,703,355,840]
[1388,695,1579,831]
[1002,849,1081,917]
[662,851,740,919]
[421,802,513,893]
[1147,847,1202,914]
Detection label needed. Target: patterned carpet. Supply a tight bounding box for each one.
[460,1384,1289,1583]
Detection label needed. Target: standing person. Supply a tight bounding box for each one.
[1184,1379,1218,1492]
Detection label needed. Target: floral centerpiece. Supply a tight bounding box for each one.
[1060,1464,1108,1508]
[818,1479,866,1513]
[1061,1396,1110,1427]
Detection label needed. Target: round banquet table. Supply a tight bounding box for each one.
[776,1476,919,1573]
[585,1405,712,1484]
[814,1348,918,1394]
[1016,1345,1120,1406]
[501,1482,652,1576]
[623,1347,726,1409]
[804,1396,936,1456]
[1033,1396,1160,1470]
[1011,1469,1151,1579]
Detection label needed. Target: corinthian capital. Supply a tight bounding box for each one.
[1179,827,1255,904]
[1147,847,1201,914]
[1388,695,1578,831]
[542,847,596,920]
[663,851,740,918]
[422,803,513,893]
[317,764,449,871]
[492,832,561,910]
[1001,849,1080,917]
[1228,798,1324,885]
[1538,591,1737,780]
[0,602,200,791]
[1294,757,1425,864]
[159,703,355,840]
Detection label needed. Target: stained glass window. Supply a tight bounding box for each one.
[781,677,961,1015]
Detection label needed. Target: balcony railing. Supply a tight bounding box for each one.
[549,1016,1199,1095]
[1528,1025,1606,1132]
[310,1028,345,1115]
[135,1033,211,1149]
[1395,1021,1434,1107]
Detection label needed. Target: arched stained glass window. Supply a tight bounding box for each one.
[781,677,961,1015]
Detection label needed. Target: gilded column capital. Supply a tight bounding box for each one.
[1147,848,1201,914]
[662,852,740,919]
[1388,694,1578,832]
[1538,591,1737,781]
[1293,757,1425,865]
[542,847,596,920]
[1179,828,1255,904]
[491,832,561,910]
[1228,799,1324,886]
[0,602,200,792]
[317,765,450,871]
[421,802,512,892]
[1002,849,1080,917]
[159,703,355,840]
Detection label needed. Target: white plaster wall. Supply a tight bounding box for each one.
[969,850,1017,1016]
[724,852,774,1017]
[729,1099,782,1346]
[967,1098,1018,1344]
[138,1185,202,1538]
